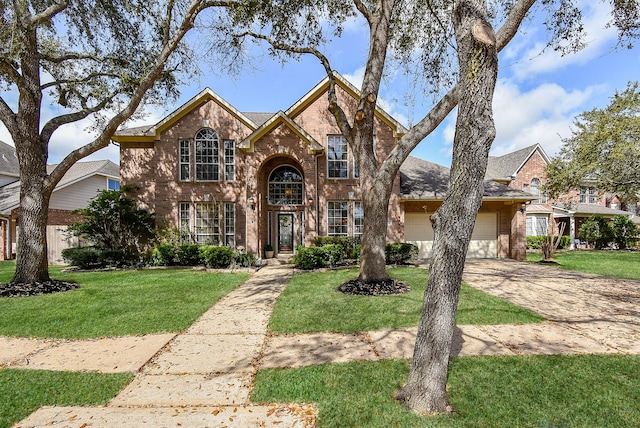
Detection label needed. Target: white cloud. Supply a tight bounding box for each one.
[491,79,603,157]
[508,2,618,80]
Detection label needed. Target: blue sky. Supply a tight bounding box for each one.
[1,2,639,168]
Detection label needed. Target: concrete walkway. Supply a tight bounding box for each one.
[6,259,640,427]
[12,263,316,427]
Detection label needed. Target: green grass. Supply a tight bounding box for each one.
[252,355,640,427]
[0,261,249,338]
[0,369,133,428]
[526,250,640,280]
[269,267,543,334]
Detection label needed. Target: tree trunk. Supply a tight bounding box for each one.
[13,175,52,284]
[397,0,498,414]
[358,176,393,282]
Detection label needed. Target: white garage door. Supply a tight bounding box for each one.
[404,212,498,258]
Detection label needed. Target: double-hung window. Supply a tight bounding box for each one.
[224,139,235,181]
[107,178,120,191]
[195,128,219,181]
[354,201,364,239]
[580,186,597,204]
[327,135,348,178]
[179,201,236,246]
[327,201,349,236]
[179,139,191,181]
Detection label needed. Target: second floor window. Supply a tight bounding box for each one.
[195,128,219,181]
[179,128,235,182]
[580,186,597,204]
[327,135,348,178]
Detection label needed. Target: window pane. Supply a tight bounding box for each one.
[224,202,235,247]
[179,139,190,181]
[107,179,120,191]
[224,140,235,181]
[327,135,348,178]
[194,202,220,244]
[195,128,219,181]
[268,166,303,205]
[179,202,191,243]
[354,201,363,239]
[328,201,348,236]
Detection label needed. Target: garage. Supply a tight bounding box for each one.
[404,212,498,258]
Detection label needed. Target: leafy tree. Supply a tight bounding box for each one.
[545,82,640,204]
[611,214,639,249]
[227,0,640,415]
[67,187,156,260]
[0,0,231,286]
[578,215,614,249]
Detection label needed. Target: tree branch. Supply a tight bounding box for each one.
[40,72,121,90]
[28,0,69,27]
[40,96,114,144]
[353,0,373,25]
[0,96,18,138]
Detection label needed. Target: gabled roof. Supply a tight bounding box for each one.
[0,140,19,177]
[237,111,324,154]
[112,88,257,143]
[485,144,550,181]
[400,156,536,201]
[0,160,119,214]
[285,73,408,138]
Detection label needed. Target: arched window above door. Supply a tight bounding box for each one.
[268,165,303,205]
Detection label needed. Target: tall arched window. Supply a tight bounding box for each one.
[268,166,303,205]
[195,128,219,181]
[530,178,541,202]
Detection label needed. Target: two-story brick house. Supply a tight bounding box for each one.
[486,143,635,246]
[114,75,535,260]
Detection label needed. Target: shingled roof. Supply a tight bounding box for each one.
[0,160,119,214]
[0,140,19,177]
[400,156,535,201]
[485,144,549,182]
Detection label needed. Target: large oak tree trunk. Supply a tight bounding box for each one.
[397,0,498,414]
[358,176,393,282]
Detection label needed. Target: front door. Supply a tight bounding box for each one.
[278,213,294,253]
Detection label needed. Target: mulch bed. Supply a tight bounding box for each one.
[0,280,79,297]
[338,278,410,296]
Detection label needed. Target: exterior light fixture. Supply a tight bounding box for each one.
[248,195,256,210]
[520,202,527,214]
[307,197,314,209]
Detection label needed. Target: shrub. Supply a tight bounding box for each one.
[349,244,362,261]
[312,236,360,258]
[527,235,572,250]
[150,244,177,266]
[99,249,130,267]
[385,243,418,265]
[322,244,344,267]
[176,244,201,266]
[611,215,639,250]
[293,246,327,270]
[61,247,103,269]
[579,215,614,249]
[232,250,257,267]
[200,245,233,268]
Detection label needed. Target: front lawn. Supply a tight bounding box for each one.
[0,261,249,338]
[0,369,133,428]
[252,355,640,427]
[527,250,640,280]
[269,267,543,334]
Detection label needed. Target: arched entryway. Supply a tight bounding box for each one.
[257,158,308,256]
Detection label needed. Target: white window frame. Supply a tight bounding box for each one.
[179,139,191,181]
[224,139,235,182]
[580,186,597,204]
[327,200,349,236]
[354,201,363,239]
[327,135,349,179]
[107,178,120,191]
[194,128,219,182]
[224,202,235,247]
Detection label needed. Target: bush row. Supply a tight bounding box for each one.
[293,240,418,270]
[526,235,572,250]
[62,244,256,269]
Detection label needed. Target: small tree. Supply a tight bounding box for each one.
[67,186,156,261]
[578,215,614,250]
[611,214,639,250]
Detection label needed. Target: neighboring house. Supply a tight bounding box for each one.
[0,159,120,263]
[486,143,637,246]
[113,74,534,260]
[0,141,20,187]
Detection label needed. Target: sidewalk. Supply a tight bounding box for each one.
[13,263,316,427]
[7,259,640,427]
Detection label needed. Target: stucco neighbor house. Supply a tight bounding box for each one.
[485,143,638,247]
[113,75,535,260]
[0,148,120,263]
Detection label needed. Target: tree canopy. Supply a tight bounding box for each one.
[545,82,640,204]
